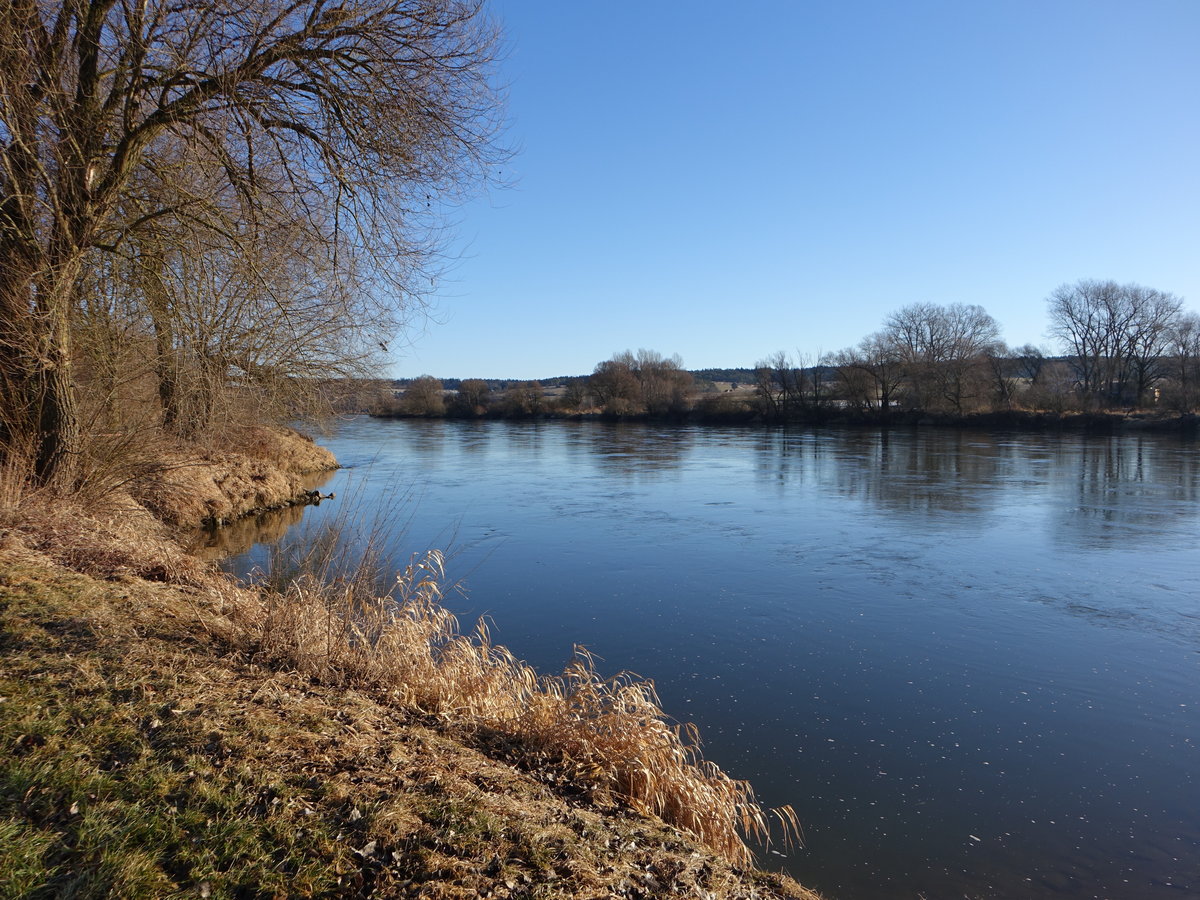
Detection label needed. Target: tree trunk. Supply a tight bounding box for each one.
[138,242,182,433]
[30,255,85,488]
[0,265,35,466]
[31,351,80,487]
[0,250,82,488]
[0,241,43,475]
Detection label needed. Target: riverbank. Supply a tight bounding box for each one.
[0,428,820,899]
[372,405,1200,434]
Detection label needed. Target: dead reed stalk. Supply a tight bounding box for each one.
[237,547,798,866]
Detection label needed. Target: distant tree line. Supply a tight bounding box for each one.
[375,350,694,419]
[750,280,1198,420]
[378,278,1200,424]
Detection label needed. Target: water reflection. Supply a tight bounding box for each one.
[585,422,695,478]
[746,427,1200,544]
[211,418,1200,900]
[1052,436,1200,548]
[395,419,452,461]
[189,469,335,560]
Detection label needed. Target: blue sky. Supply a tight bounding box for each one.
[393,0,1200,380]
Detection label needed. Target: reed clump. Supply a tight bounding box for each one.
[236,548,797,867]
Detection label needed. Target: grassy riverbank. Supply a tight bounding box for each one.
[0,429,820,899]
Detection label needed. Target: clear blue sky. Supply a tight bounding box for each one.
[393,0,1200,380]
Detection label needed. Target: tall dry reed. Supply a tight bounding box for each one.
[238,544,798,866]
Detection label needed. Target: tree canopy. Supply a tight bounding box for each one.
[1,0,507,484]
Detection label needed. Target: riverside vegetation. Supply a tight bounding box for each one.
[0,426,817,899]
[375,284,1200,427]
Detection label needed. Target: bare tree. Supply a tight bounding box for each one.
[832,332,905,413]
[883,302,948,410]
[796,352,836,416]
[588,350,692,416]
[940,304,1003,412]
[1047,279,1120,403]
[109,143,397,436]
[830,347,875,412]
[1010,344,1047,387]
[559,378,587,411]
[634,349,692,416]
[1165,312,1200,412]
[453,378,491,416]
[1,0,506,485]
[400,375,445,416]
[500,380,544,416]
[753,351,799,419]
[883,302,1001,413]
[984,345,1016,409]
[1048,279,1183,407]
[986,343,1048,410]
[589,352,641,410]
[1123,285,1183,406]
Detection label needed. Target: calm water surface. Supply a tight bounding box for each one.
[216,417,1200,900]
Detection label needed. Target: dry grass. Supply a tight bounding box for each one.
[0,482,206,586]
[129,426,337,527]
[235,548,799,867]
[2,424,334,532]
[0,549,821,899]
[0,425,334,584]
[1,451,200,588]
[3,425,810,887]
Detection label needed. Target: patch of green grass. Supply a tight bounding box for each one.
[420,796,506,857]
[0,817,57,900]
[0,548,824,900]
[0,675,356,898]
[0,570,355,899]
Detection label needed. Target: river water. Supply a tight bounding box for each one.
[211,417,1200,900]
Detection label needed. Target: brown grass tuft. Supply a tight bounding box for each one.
[127,426,337,527]
[234,549,798,867]
[0,487,210,584]
[0,430,330,584]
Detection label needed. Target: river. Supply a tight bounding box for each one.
[208,416,1200,900]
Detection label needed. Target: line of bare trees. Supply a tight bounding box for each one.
[380,279,1199,422]
[759,281,1198,420]
[378,350,695,419]
[1047,279,1192,409]
[587,350,693,416]
[1,0,506,488]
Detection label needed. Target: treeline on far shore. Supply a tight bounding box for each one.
[370,282,1200,431]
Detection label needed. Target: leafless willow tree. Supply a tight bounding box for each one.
[452,377,490,415]
[399,375,445,416]
[752,351,797,419]
[754,350,834,419]
[1,0,506,485]
[101,144,387,436]
[635,350,692,415]
[981,343,1048,410]
[500,379,544,416]
[589,353,642,411]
